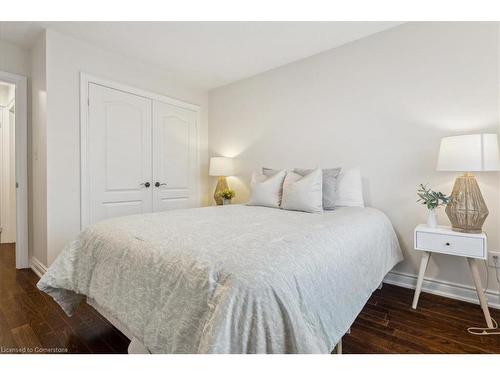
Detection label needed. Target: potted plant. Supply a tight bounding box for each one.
[216,189,236,205]
[416,184,450,228]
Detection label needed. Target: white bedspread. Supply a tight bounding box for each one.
[37,205,402,353]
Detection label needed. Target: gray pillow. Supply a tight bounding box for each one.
[264,167,341,210]
[294,167,341,210]
[262,167,280,177]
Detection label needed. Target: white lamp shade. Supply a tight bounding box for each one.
[209,157,234,176]
[436,133,500,172]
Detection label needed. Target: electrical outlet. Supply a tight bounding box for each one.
[488,251,500,268]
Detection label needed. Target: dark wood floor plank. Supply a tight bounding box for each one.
[349,324,421,354]
[376,283,500,325]
[10,324,43,350]
[372,292,500,349]
[358,302,492,353]
[2,243,500,354]
[392,327,482,354]
[352,316,438,354]
[0,297,29,329]
[0,310,18,349]
[343,284,500,354]
[0,243,128,354]
[344,334,393,354]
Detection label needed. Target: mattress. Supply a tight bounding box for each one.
[37,205,403,353]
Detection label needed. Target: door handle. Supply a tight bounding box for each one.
[155,182,167,188]
[140,182,151,188]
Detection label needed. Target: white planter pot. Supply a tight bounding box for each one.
[427,209,438,228]
[222,198,232,205]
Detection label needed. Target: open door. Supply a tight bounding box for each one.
[0,71,28,269]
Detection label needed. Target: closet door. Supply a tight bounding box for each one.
[152,101,198,211]
[87,83,153,224]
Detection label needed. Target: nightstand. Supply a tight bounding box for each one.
[413,224,493,328]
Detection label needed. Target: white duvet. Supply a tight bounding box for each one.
[38,205,402,353]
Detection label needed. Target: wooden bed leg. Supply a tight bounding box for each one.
[333,327,351,354]
[335,338,342,354]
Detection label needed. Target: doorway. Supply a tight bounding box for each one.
[0,71,28,269]
[0,81,16,247]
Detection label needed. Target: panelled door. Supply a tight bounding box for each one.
[87,83,153,224]
[152,100,198,211]
[85,82,199,226]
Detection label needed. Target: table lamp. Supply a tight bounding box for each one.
[437,133,500,233]
[209,157,234,205]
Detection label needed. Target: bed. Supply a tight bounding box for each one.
[37,204,403,354]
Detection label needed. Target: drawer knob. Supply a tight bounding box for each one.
[445,242,450,246]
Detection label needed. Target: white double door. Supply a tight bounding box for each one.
[87,83,198,225]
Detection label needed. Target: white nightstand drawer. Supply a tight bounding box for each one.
[415,231,485,259]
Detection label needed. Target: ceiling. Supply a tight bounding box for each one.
[0,22,403,90]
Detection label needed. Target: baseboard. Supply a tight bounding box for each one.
[384,270,500,310]
[30,256,47,278]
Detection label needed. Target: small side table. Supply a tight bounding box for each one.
[413,224,493,328]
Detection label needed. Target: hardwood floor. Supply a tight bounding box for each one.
[0,243,130,353]
[344,283,500,353]
[1,243,499,354]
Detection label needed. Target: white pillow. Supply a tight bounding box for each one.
[335,167,364,207]
[264,167,341,210]
[294,167,341,210]
[281,169,323,213]
[247,170,286,208]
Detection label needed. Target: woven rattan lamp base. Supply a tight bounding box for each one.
[445,173,488,234]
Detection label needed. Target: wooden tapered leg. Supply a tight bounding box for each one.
[467,257,494,329]
[412,251,431,309]
[335,338,342,354]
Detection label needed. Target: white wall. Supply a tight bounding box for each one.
[209,23,500,296]
[0,40,30,77]
[44,29,209,265]
[30,31,48,265]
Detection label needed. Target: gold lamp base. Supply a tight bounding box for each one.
[214,176,229,205]
[446,173,488,234]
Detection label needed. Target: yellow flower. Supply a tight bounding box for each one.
[216,188,236,199]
